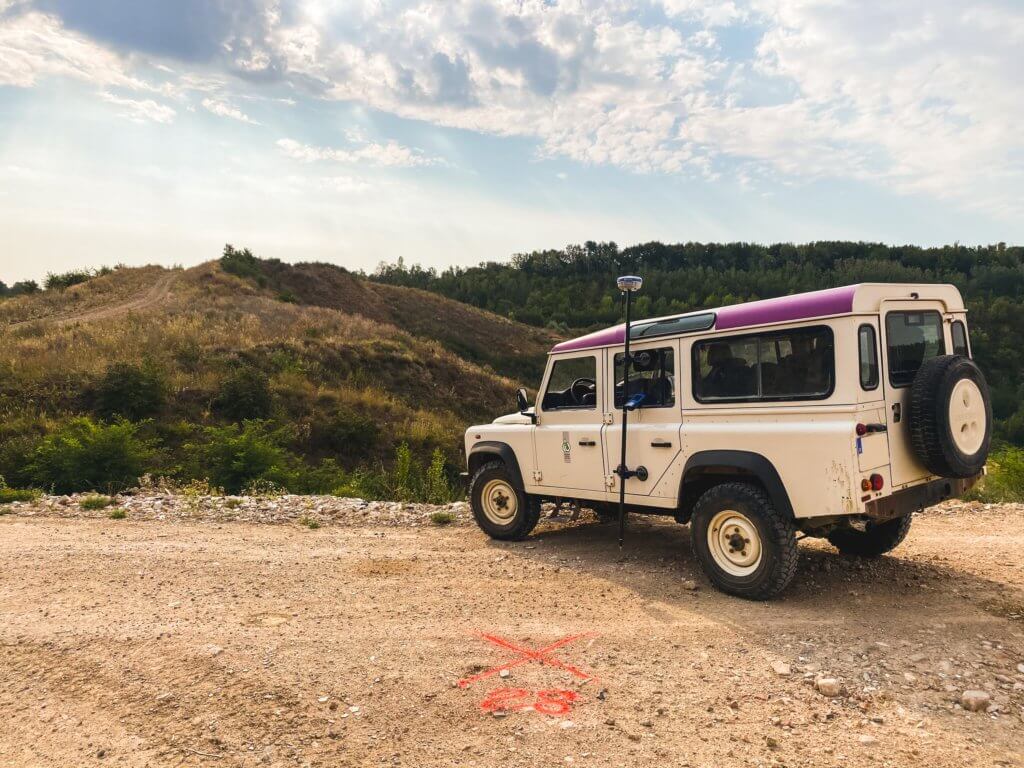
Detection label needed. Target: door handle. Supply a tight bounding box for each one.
[650,440,673,448]
[578,439,596,447]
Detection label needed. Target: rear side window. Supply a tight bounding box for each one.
[952,320,970,357]
[613,347,675,408]
[542,356,597,410]
[885,311,945,387]
[858,325,879,390]
[693,326,834,402]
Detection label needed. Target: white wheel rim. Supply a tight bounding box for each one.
[481,479,517,525]
[948,378,985,455]
[707,509,762,577]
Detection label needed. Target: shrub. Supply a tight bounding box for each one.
[430,511,455,526]
[80,494,114,510]
[108,508,127,520]
[0,487,40,504]
[225,498,242,509]
[185,421,294,494]
[214,366,273,421]
[310,409,381,460]
[424,448,456,504]
[298,515,321,529]
[220,244,262,280]
[29,417,158,494]
[44,269,94,290]
[276,290,298,303]
[967,446,1024,503]
[94,362,167,421]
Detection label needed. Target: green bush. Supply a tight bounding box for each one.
[310,409,380,458]
[0,487,40,504]
[329,444,459,503]
[430,511,455,525]
[108,508,127,520]
[94,362,167,421]
[214,366,273,421]
[220,244,262,280]
[967,446,1024,502]
[44,269,93,291]
[425,448,456,504]
[80,494,114,510]
[28,417,158,494]
[185,421,294,494]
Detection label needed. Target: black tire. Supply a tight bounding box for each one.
[827,514,912,557]
[469,461,540,541]
[909,355,991,478]
[690,482,799,600]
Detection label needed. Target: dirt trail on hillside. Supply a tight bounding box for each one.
[6,272,178,329]
[1,506,1022,767]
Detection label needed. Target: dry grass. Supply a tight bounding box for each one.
[0,259,539,480]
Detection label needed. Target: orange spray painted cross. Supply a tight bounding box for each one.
[457,632,596,689]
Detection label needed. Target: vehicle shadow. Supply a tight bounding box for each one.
[495,513,1023,627]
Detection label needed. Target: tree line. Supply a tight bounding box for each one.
[373,240,1024,444]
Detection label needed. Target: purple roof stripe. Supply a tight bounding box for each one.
[551,324,625,353]
[550,285,860,353]
[715,285,858,331]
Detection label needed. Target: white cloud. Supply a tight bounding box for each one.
[3,0,1022,219]
[100,91,176,124]
[276,137,440,168]
[0,11,146,89]
[202,97,259,124]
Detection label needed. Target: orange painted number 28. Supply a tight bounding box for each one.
[480,687,579,716]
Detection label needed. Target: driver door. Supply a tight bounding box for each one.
[533,352,609,499]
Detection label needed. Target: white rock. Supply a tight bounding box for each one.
[815,678,842,697]
[771,661,791,677]
[959,690,990,712]
[858,734,878,747]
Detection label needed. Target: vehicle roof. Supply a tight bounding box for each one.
[550,283,965,354]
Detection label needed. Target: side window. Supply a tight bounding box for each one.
[541,356,597,411]
[885,311,945,387]
[613,347,675,408]
[951,320,970,357]
[858,325,879,390]
[694,337,758,400]
[693,326,834,402]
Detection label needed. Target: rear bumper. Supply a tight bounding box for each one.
[865,473,982,520]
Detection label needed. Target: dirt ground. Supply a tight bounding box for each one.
[1,505,1022,767]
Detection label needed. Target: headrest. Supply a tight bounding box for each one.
[706,343,732,367]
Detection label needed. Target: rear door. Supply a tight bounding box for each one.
[880,301,948,486]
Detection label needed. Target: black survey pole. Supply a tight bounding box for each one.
[615,275,642,548]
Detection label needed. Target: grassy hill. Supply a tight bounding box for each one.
[0,251,555,498]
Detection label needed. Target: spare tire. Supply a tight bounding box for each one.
[909,355,991,478]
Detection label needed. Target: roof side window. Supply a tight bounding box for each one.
[951,320,970,358]
[693,326,834,402]
[542,356,597,410]
[613,347,675,408]
[885,311,945,388]
[858,324,879,390]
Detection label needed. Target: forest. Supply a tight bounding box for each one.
[373,240,1024,445]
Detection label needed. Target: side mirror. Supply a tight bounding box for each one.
[516,388,537,424]
[516,388,529,412]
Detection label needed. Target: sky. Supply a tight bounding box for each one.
[1,0,1022,283]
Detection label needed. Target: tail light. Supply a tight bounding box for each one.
[870,473,884,491]
[856,423,868,436]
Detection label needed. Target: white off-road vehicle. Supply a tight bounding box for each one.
[464,283,991,599]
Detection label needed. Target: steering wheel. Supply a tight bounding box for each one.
[570,377,596,404]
